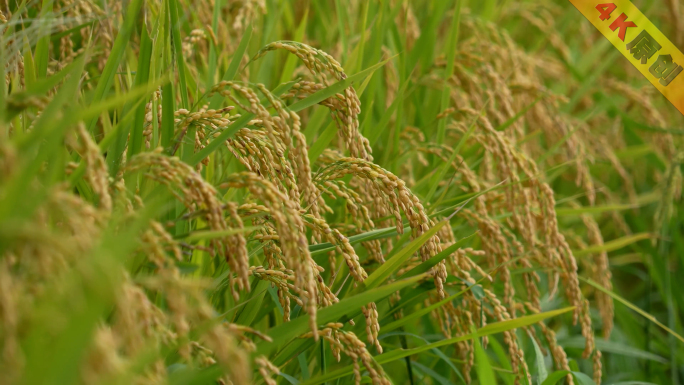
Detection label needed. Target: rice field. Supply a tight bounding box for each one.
[1,0,684,384]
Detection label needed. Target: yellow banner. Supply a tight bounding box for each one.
[567,0,684,116]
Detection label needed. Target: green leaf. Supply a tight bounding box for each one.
[235,279,270,325]
[474,333,497,385]
[606,382,657,385]
[580,277,684,344]
[179,226,260,242]
[256,274,426,357]
[380,332,466,384]
[22,37,36,89]
[564,49,620,113]
[436,0,462,142]
[168,0,189,108]
[72,77,169,124]
[619,108,684,135]
[426,102,485,202]
[540,370,595,385]
[573,233,653,257]
[308,121,337,164]
[536,123,581,165]
[205,0,222,89]
[430,178,508,218]
[554,204,638,217]
[109,26,154,174]
[559,337,667,363]
[540,371,569,385]
[1,55,86,222]
[346,0,369,73]
[189,57,388,166]
[127,26,154,161]
[4,59,77,121]
[278,9,309,85]
[310,226,407,255]
[356,220,447,291]
[400,232,478,278]
[0,44,4,127]
[302,307,575,385]
[34,0,54,78]
[208,26,252,109]
[86,0,144,132]
[496,96,542,132]
[287,56,394,113]
[529,332,548,384]
[168,365,223,385]
[379,287,471,335]
[67,82,166,187]
[412,362,454,385]
[160,81,175,151]
[187,113,254,166]
[365,77,412,147]
[279,372,302,385]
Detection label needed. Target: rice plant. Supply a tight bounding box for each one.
[1,0,684,384]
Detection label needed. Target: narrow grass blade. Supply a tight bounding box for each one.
[168,0,189,108]
[580,277,684,345]
[536,124,582,165]
[235,280,270,325]
[279,372,302,385]
[366,77,412,147]
[529,332,548,384]
[308,121,337,164]
[4,59,77,121]
[205,0,222,89]
[110,27,154,174]
[380,332,466,384]
[288,56,394,113]
[160,82,176,150]
[381,285,476,334]
[309,225,405,255]
[209,26,252,109]
[256,274,425,356]
[190,57,387,165]
[425,103,484,202]
[180,227,260,242]
[357,220,447,291]
[302,307,574,385]
[496,95,542,132]
[573,233,653,257]
[541,370,596,385]
[555,204,638,217]
[559,337,667,363]
[187,113,254,166]
[86,0,143,132]
[0,55,86,221]
[67,93,150,187]
[33,0,53,78]
[278,9,309,85]
[400,232,478,278]
[436,0,462,142]
[127,26,154,161]
[474,333,497,384]
[412,362,452,385]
